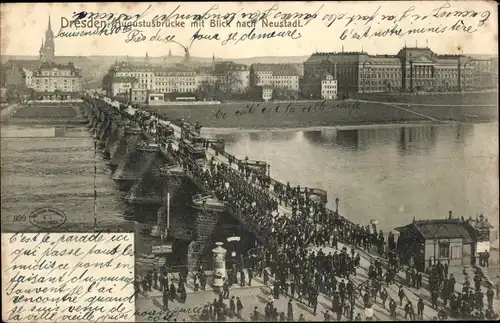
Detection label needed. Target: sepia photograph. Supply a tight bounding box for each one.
[1,1,499,322]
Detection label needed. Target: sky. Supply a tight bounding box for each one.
[0,1,498,58]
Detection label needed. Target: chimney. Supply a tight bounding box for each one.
[448,210,452,219]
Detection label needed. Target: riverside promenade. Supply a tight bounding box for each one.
[86,95,499,322]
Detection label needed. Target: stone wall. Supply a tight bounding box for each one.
[109,131,141,169]
[187,209,222,270]
[125,151,169,205]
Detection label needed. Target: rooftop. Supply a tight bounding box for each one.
[251,63,300,76]
[396,218,473,243]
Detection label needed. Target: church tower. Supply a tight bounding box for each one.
[168,48,172,57]
[183,48,190,63]
[40,16,55,62]
[39,38,45,61]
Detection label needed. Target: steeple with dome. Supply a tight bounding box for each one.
[39,15,55,62]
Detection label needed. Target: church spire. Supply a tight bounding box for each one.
[183,48,190,63]
[42,15,55,61]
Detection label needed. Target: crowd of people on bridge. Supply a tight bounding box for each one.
[89,97,498,321]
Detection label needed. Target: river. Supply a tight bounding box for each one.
[203,123,499,233]
[0,125,131,232]
[2,123,498,237]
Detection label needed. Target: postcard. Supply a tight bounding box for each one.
[1,1,498,322]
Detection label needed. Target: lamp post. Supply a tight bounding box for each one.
[267,164,270,177]
[335,197,340,214]
[433,234,438,266]
[93,134,98,231]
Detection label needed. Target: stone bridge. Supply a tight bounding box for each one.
[84,95,332,270]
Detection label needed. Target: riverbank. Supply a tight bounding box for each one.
[147,93,498,129]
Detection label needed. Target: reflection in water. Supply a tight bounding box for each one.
[303,131,325,144]
[335,130,359,150]
[397,126,437,155]
[206,123,498,231]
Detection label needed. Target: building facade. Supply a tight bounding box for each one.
[103,60,208,103]
[109,76,136,97]
[469,58,498,89]
[303,46,493,98]
[31,62,83,93]
[395,217,474,272]
[2,16,83,100]
[259,85,273,101]
[321,74,338,100]
[250,64,300,91]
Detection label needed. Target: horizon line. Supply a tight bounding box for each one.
[2,52,498,59]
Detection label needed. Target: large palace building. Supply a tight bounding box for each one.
[302,46,497,98]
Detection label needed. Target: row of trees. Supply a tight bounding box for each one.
[195,71,300,102]
[0,84,36,103]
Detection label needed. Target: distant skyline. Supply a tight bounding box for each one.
[1,2,497,58]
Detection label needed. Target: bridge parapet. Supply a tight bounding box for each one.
[192,195,225,212]
[137,141,160,152]
[159,164,185,177]
[300,187,328,204]
[125,125,142,135]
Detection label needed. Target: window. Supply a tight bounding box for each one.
[439,242,450,258]
[451,245,462,259]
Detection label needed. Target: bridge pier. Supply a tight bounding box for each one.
[109,124,143,173]
[187,197,226,271]
[107,119,129,160]
[112,140,159,192]
[104,117,123,156]
[87,105,99,131]
[97,115,113,148]
[125,151,177,206]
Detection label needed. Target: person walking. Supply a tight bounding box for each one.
[223,279,230,299]
[398,285,405,306]
[380,288,388,309]
[236,296,243,317]
[248,269,253,287]
[417,297,425,320]
[162,287,169,310]
[240,269,245,287]
[287,298,294,321]
[252,306,259,321]
[200,272,207,291]
[389,298,397,320]
[229,296,236,318]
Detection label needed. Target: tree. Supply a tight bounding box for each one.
[217,70,243,95]
[196,80,217,100]
[272,87,298,100]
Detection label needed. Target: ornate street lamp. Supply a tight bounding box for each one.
[335,197,340,214]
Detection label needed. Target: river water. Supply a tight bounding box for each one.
[204,123,499,233]
[2,123,498,238]
[1,125,131,232]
